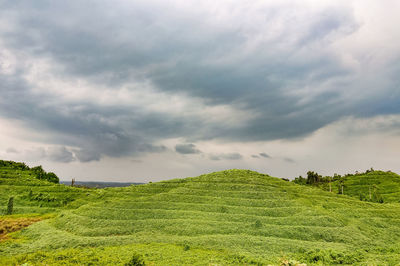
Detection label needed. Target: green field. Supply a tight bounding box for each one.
[1,161,400,265]
[331,171,400,203]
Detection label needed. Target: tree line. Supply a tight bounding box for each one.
[0,159,59,184]
[292,168,384,203]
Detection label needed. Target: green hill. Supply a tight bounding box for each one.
[1,165,400,265]
[295,170,400,203]
[0,160,97,215]
[331,171,400,203]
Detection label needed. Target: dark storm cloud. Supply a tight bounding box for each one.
[0,1,399,162]
[0,72,178,161]
[175,144,201,154]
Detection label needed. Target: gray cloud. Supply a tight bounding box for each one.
[283,157,296,163]
[74,149,101,163]
[6,148,18,154]
[259,153,271,158]
[0,1,399,163]
[175,144,201,155]
[209,153,242,161]
[47,146,75,163]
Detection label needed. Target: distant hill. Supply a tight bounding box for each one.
[60,181,144,188]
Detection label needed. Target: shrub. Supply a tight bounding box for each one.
[6,197,14,215]
[279,257,305,266]
[220,206,228,213]
[125,253,145,266]
[254,220,262,228]
[300,249,363,264]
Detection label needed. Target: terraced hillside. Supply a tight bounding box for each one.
[331,171,400,203]
[2,168,400,265]
[0,161,98,215]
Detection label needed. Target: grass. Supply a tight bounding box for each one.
[0,214,51,241]
[313,170,400,203]
[1,164,400,265]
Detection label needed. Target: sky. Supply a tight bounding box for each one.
[0,0,399,182]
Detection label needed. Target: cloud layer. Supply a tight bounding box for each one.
[1,0,400,167]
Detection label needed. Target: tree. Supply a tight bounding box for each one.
[45,172,59,183]
[125,253,145,266]
[31,166,46,180]
[293,176,306,185]
[31,166,59,183]
[6,197,14,215]
[306,171,321,185]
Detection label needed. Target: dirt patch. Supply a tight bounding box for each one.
[0,217,43,241]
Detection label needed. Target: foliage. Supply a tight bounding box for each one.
[299,249,364,264]
[0,215,45,241]
[0,160,59,184]
[306,171,321,185]
[1,166,400,265]
[291,168,400,203]
[292,176,306,185]
[31,166,59,184]
[6,197,13,215]
[125,253,145,266]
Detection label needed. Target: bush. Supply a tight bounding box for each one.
[125,253,145,266]
[6,197,14,215]
[254,220,262,228]
[31,166,59,184]
[300,249,363,264]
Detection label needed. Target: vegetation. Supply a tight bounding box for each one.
[6,197,13,215]
[0,160,59,184]
[292,168,400,203]
[125,253,146,266]
[1,161,400,264]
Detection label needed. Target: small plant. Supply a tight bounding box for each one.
[279,256,305,266]
[6,197,14,215]
[254,220,262,228]
[183,244,190,251]
[125,253,145,266]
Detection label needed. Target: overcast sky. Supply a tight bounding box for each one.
[1,0,399,182]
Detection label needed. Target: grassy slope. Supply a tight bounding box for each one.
[330,171,400,203]
[0,164,99,215]
[1,168,400,265]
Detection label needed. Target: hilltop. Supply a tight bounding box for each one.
[331,170,400,203]
[293,169,400,203]
[1,164,400,265]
